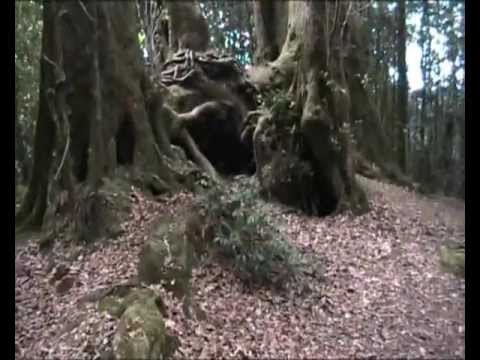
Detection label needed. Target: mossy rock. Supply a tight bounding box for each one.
[98,287,157,319]
[66,180,133,244]
[137,217,194,297]
[113,296,177,359]
[440,245,465,278]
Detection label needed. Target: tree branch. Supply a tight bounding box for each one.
[78,0,94,23]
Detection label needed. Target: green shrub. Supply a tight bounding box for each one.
[439,245,465,278]
[197,185,299,286]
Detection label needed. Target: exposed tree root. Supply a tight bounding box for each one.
[176,129,222,184]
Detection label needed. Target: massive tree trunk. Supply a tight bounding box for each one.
[17,0,257,235]
[249,2,369,215]
[16,1,185,232]
[250,2,404,185]
[163,0,210,52]
[252,1,288,64]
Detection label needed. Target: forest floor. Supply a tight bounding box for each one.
[15,176,465,359]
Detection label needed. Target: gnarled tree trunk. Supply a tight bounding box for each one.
[16,1,182,233]
[252,1,289,64]
[250,2,407,189]
[249,1,369,215]
[164,0,210,52]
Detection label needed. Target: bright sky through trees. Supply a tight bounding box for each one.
[139,2,464,93]
[406,11,463,91]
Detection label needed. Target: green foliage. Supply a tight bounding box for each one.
[365,0,464,197]
[263,89,286,109]
[197,185,299,286]
[137,30,146,48]
[199,1,253,66]
[262,90,303,154]
[263,90,300,129]
[15,1,43,183]
[439,245,464,278]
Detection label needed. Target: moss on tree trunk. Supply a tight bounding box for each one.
[250,1,369,215]
[249,3,406,191]
[16,2,181,234]
[251,1,289,64]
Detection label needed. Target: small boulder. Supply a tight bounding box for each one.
[98,287,158,319]
[137,217,194,294]
[113,296,177,359]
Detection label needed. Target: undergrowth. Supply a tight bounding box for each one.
[196,184,300,287]
[439,244,465,278]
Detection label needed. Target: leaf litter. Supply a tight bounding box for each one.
[15,177,464,359]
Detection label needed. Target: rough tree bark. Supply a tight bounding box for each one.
[157,1,257,176]
[163,0,210,53]
[17,0,256,235]
[15,75,30,186]
[16,1,206,233]
[249,1,369,215]
[16,2,57,228]
[252,1,289,64]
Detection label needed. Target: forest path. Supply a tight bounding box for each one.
[359,176,465,234]
[15,177,465,359]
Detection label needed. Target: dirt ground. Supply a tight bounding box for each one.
[15,177,465,359]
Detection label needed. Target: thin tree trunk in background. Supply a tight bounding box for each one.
[391,47,398,154]
[15,76,30,185]
[87,2,105,189]
[396,0,408,171]
[373,6,382,121]
[251,0,288,64]
[419,0,430,185]
[432,92,440,188]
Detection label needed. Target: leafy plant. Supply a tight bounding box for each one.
[197,185,299,286]
[439,244,465,278]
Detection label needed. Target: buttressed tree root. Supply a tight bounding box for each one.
[147,90,232,184]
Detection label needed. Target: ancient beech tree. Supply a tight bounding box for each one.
[16,1,218,234]
[249,2,372,214]
[18,0,402,234]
